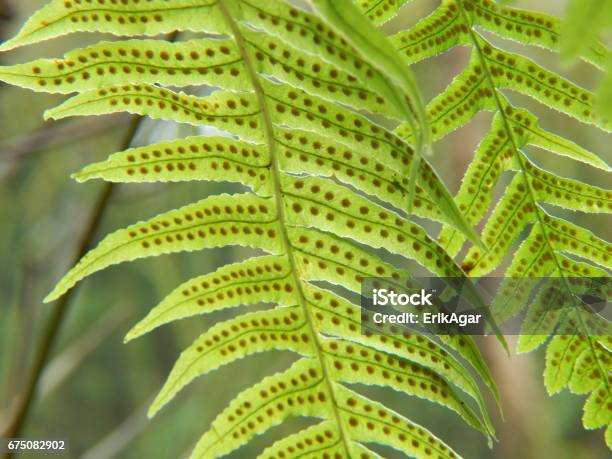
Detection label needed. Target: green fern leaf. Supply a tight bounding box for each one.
[520,113,609,169]
[0,0,228,52]
[44,85,265,142]
[0,38,249,93]
[44,194,282,302]
[545,334,590,395]
[256,421,347,459]
[515,286,566,354]
[191,359,330,458]
[334,384,462,459]
[240,26,396,116]
[525,161,611,213]
[1,0,504,457]
[570,342,610,394]
[355,0,413,26]
[390,1,468,65]
[386,0,612,447]
[540,216,611,269]
[125,255,293,342]
[320,336,490,436]
[310,0,445,230]
[6,0,610,453]
[461,174,535,277]
[149,306,313,417]
[274,127,448,224]
[584,382,612,429]
[73,136,271,194]
[467,0,608,68]
[310,0,428,140]
[306,285,489,410]
[473,36,609,130]
[396,55,498,142]
[239,0,388,92]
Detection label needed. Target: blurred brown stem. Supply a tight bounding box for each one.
[1,116,142,456]
[0,0,12,22]
[0,116,127,162]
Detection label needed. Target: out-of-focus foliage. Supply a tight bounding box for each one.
[559,0,612,123]
[559,0,611,64]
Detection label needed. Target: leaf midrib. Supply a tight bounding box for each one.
[159,315,309,406]
[2,58,242,81]
[50,91,261,120]
[216,1,353,457]
[142,271,294,325]
[13,3,219,43]
[395,7,461,51]
[207,375,326,449]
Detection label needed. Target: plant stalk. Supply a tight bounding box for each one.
[1,116,142,456]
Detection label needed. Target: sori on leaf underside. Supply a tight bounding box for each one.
[0,0,610,457]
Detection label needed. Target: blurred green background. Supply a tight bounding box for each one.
[0,1,609,458]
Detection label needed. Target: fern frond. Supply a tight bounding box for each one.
[310,0,437,228]
[310,0,428,138]
[45,194,282,302]
[1,0,501,457]
[390,1,469,66]
[473,37,608,130]
[0,0,228,51]
[355,0,413,26]
[256,421,391,459]
[469,0,608,68]
[73,136,271,194]
[387,0,611,446]
[192,359,329,458]
[320,336,488,435]
[333,384,461,459]
[124,255,294,341]
[150,306,313,417]
[44,85,265,141]
[0,38,249,92]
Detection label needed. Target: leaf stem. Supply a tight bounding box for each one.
[216,2,352,456]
